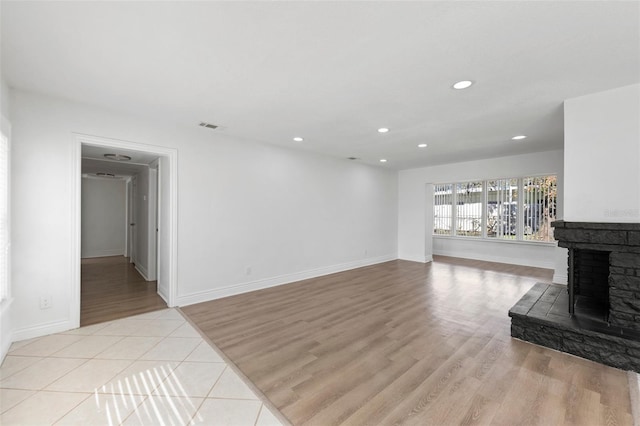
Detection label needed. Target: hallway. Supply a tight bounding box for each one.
[81,256,167,326]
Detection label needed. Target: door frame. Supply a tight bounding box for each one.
[127,175,138,265]
[71,133,178,328]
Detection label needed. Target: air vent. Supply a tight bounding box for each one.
[199,122,219,130]
[347,157,359,161]
[96,172,116,178]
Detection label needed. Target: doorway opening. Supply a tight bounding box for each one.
[72,134,177,328]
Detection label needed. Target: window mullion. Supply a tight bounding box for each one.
[451,184,457,236]
[517,178,524,241]
[481,180,487,238]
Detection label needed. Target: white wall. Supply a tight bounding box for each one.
[0,78,11,360]
[132,167,150,278]
[564,84,640,223]
[9,89,398,339]
[398,150,567,280]
[157,156,170,300]
[81,177,126,258]
[1,78,10,121]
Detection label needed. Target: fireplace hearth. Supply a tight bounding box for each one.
[509,221,640,371]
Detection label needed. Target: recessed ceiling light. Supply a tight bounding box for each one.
[104,154,131,161]
[452,80,473,90]
[378,128,390,133]
[379,159,387,163]
[512,135,527,140]
[293,137,304,142]
[418,143,428,148]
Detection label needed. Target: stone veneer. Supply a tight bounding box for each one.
[510,283,640,372]
[553,221,640,331]
[510,221,640,372]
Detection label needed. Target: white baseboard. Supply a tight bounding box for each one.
[81,249,124,259]
[397,253,433,263]
[178,254,397,307]
[12,318,75,342]
[552,272,568,285]
[135,263,150,281]
[433,249,554,270]
[157,287,169,305]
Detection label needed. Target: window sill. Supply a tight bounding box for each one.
[432,235,558,247]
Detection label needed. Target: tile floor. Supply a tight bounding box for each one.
[0,309,284,426]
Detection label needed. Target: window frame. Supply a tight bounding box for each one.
[433,174,558,246]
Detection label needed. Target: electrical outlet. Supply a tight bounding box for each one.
[245,266,252,276]
[364,249,368,257]
[40,296,52,309]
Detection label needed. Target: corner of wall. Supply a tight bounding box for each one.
[0,298,14,362]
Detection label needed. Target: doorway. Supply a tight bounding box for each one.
[72,134,178,329]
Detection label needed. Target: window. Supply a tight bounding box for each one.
[523,175,557,242]
[456,182,482,237]
[486,178,518,239]
[434,174,557,244]
[0,129,8,302]
[434,184,453,235]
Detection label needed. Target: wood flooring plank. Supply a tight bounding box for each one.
[81,255,167,326]
[181,256,634,425]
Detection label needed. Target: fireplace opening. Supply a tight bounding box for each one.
[570,248,610,323]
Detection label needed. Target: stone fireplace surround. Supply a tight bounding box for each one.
[510,221,640,372]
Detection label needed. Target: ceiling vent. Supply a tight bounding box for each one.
[347,157,359,161]
[199,122,219,130]
[96,172,116,178]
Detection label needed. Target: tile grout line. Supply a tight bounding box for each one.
[2,308,283,425]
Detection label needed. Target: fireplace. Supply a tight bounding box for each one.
[509,221,640,372]
[555,221,640,331]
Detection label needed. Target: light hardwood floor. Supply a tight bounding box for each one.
[182,256,634,426]
[81,256,167,326]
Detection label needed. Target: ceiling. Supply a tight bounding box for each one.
[82,145,158,178]
[2,1,639,170]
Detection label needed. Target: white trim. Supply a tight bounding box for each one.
[135,263,150,281]
[158,284,169,305]
[398,254,433,263]
[552,272,568,285]
[81,250,125,259]
[433,247,555,270]
[72,134,178,319]
[12,318,75,342]
[124,177,132,258]
[147,165,158,281]
[433,234,557,247]
[70,139,82,329]
[178,254,397,307]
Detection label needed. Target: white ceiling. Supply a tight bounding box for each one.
[81,145,158,177]
[2,1,639,170]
